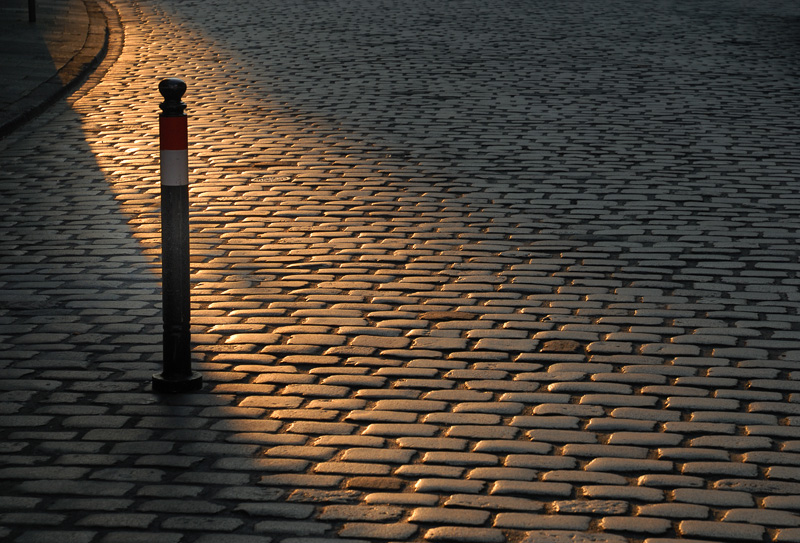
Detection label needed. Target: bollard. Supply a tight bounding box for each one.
[28,0,35,22]
[152,78,202,393]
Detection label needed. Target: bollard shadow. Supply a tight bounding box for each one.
[0,103,165,367]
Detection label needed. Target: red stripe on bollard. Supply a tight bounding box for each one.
[159,116,188,150]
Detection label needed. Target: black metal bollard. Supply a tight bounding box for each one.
[152,78,202,393]
[28,0,36,22]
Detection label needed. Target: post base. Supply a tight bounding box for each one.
[152,371,203,393]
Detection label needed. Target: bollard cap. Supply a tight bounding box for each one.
[159,78,187,116]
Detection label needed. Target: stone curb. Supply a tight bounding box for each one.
[0,0,109,139]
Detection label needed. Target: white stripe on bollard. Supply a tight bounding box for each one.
[160,150,189,186]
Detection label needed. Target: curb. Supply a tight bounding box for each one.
[0,0,110,139]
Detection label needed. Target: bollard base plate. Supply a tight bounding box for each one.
[152,371,203,393]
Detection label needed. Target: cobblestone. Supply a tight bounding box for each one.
[424,526,505,542]
[678,520,764,541]
[3,0,800,540]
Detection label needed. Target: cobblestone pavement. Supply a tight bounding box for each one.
[2,0,800,542]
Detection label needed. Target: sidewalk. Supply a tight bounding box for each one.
[0,0,108,137]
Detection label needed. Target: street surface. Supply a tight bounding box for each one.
[2,0,800,541]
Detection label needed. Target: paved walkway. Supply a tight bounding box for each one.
[2,0,800,542]
[0,0,107,136]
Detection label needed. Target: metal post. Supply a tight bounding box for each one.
[28,0,36,22]
[152,78,202,393]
